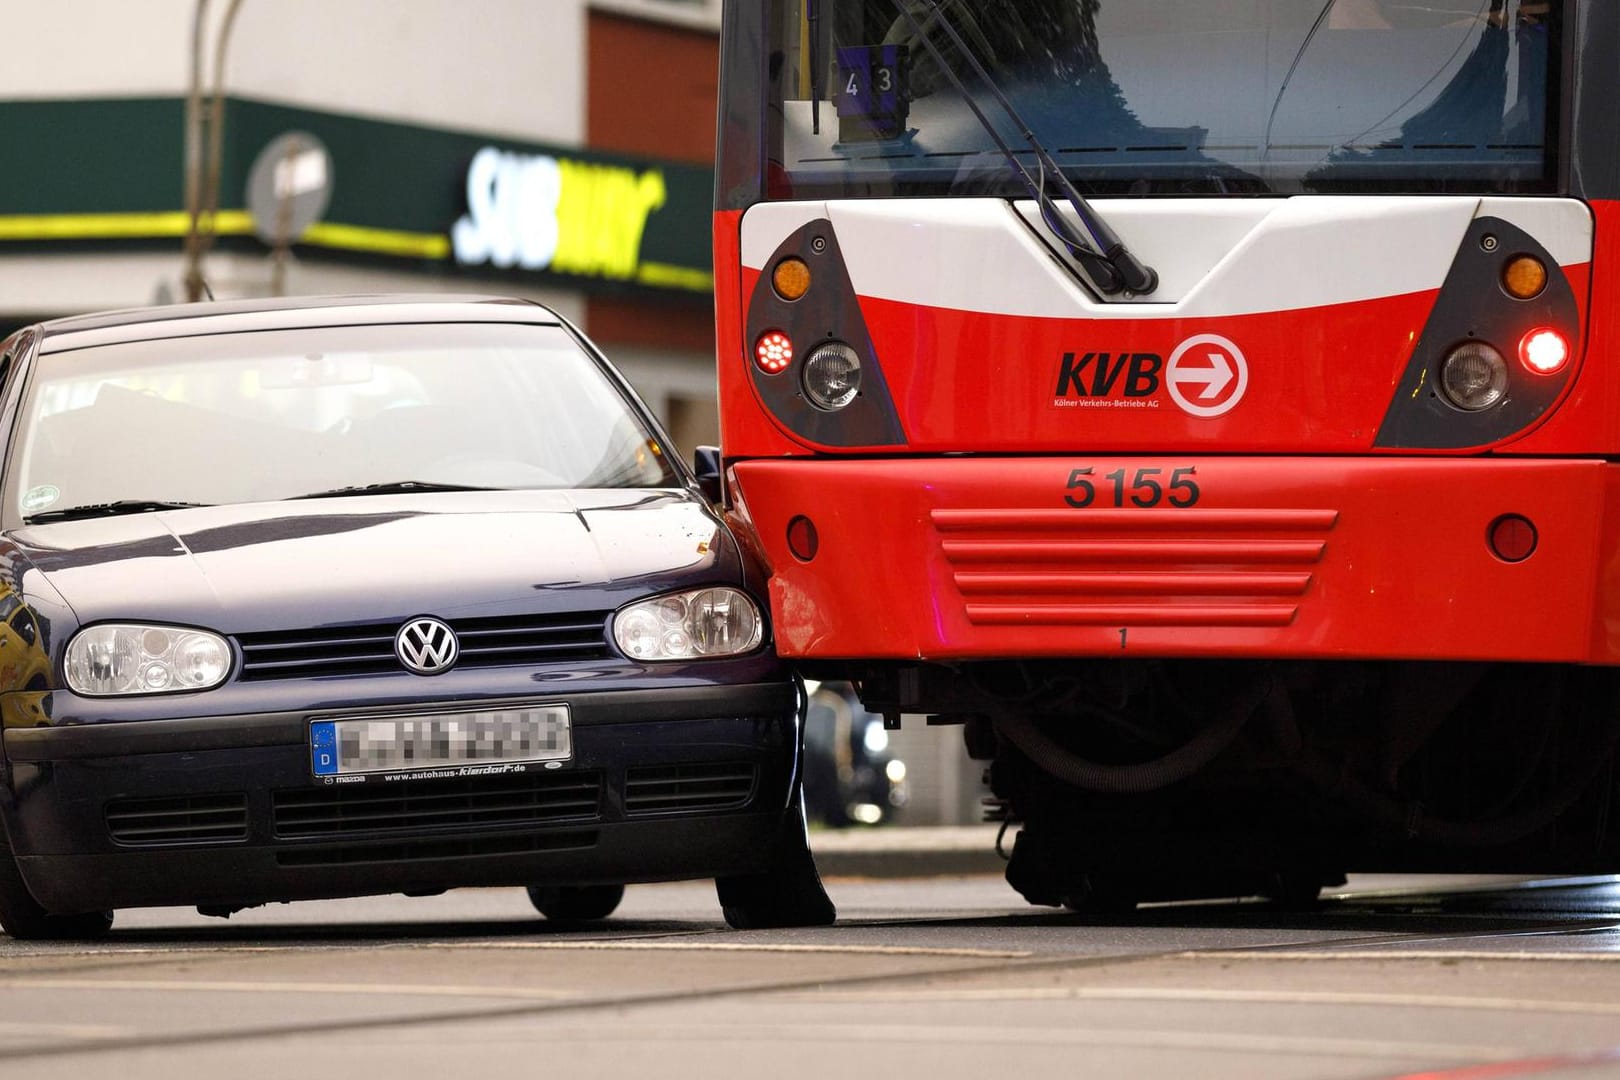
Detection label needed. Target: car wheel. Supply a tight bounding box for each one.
[526,883,625,922]
[0,833,113,941]
[715,795,837,929]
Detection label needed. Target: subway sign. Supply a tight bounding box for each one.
[0,98,715,296]
[452,146,668,281]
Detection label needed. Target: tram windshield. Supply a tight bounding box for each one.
[756,0,1558,198]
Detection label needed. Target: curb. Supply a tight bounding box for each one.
[809,825,1009,879]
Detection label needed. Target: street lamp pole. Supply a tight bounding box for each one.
[181,0,208,302]
[182,0,246,302]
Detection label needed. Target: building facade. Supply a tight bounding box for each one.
[0,0,723,451]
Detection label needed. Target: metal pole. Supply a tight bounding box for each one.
[196,0,246,288]
[269,136,302,296]
[181,0,244,303]
[181,0,210,302]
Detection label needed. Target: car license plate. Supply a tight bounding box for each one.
[309,706,571,779]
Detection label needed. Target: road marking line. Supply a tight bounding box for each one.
[1179,949,1620,963]
[1,940,1031,960]
[794,986,1620,1015]
[0,1020,135,1039]
[417,941,1034,958]
[0,978,574,1001]
[5,946,292,957]
[500,1021,1525,1062]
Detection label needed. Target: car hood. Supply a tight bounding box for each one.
[9,490,738,634]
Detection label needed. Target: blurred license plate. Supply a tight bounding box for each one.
[309,706,571,778]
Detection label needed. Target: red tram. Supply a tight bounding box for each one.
[712,0,1620,907]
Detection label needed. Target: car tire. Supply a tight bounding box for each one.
[715,796,836,930]
[526,883,625,922]
[0,832,113,941]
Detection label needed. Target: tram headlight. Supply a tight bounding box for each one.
[801,341,862,411]
[1439,341,1508,412]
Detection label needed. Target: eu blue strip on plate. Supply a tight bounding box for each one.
[310,720,338,776]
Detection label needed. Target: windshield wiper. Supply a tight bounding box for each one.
[288,481,497,500]
[24,499,213,524]
[887,0,1157,297]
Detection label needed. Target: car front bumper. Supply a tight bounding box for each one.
[1,681,800,914]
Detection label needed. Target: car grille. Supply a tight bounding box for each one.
[272,771,602,839]
[275,829,598,867]
[102,764,752,851]
[234,612,613,680]
[624,762,758,815]
[106,793,249,847]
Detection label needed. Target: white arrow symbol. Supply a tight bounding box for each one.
[1173,352,1234,400]
[1166,334,1248,418]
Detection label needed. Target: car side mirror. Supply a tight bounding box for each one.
[693,445,723,504]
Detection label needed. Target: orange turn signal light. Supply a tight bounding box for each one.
[772,257,812,301]
[1502,255,1548,300]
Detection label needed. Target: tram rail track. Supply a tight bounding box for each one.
[0,875,1616,1072]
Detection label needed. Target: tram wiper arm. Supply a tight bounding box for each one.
[887,0,1157,296]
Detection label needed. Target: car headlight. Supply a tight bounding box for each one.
[64,624,232,696]
[612,588,763,661]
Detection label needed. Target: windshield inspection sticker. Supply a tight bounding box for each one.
[20,485,59,514]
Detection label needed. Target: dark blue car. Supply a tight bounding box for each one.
[0,295,833,938]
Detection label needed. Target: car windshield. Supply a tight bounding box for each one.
[766,0,1557,196]
[10,321,679,521]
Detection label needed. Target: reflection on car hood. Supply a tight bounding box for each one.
[10,490,735,634]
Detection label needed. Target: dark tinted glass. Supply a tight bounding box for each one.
[764,0,1557,197]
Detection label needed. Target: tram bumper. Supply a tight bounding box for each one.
[729,457,1620,664]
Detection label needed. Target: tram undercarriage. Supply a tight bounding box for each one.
[850,659,1620,911]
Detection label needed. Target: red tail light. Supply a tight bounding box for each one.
[754,331,793,374]
[1519,328,1569,375]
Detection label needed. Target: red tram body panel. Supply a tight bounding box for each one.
[714,0,1620,894]
[730,456,1620,664]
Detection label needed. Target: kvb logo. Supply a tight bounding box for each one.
[1052,334,1249,418]
[1165,334,1248,418]
[1052,351,1162,403]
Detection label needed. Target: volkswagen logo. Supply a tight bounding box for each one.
[395,617,459,675]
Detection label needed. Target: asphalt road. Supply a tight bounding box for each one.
[3,872,1620,1079]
